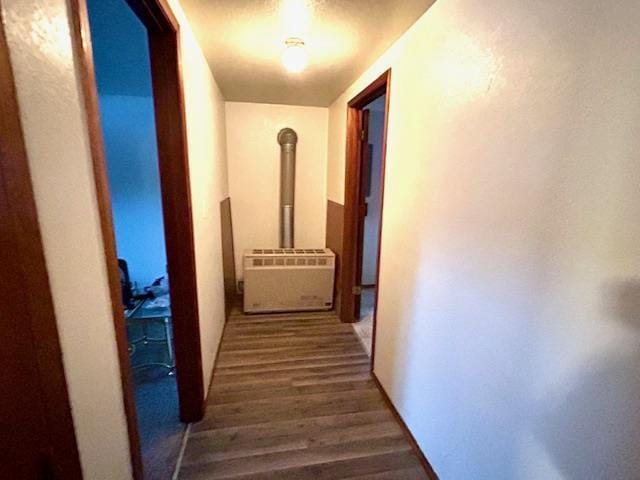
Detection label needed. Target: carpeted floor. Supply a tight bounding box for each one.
[130,336,186,479]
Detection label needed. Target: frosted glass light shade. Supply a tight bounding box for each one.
[282,38,307,73]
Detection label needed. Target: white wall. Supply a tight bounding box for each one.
[2,0,132,477]
[169,0,229,392]
[327,0,640,478]
[3,0,230,477]
[226,102,328,279]
[100,94,167,287]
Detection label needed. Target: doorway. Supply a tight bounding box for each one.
[85,0,183,477]
[69,0,204,478]
[340,70,391,365]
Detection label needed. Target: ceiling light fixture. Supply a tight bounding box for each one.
[282,37,308,73]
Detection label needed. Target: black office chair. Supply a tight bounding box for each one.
[118,259,134,309]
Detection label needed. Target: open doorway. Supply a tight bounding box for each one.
[340,70,391,364]
[353,94,386,355]
[69,0,205,478]
[85,0,181,477]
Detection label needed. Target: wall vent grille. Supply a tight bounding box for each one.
[243,248,335,313]
[251,248,326,255]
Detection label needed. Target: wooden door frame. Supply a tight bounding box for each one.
[68,0,204,477]
[340,69,391,367]
[0,9,82,478]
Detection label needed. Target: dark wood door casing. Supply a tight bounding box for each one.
[0,9,82,479]
[340,70,391,326]
[339,70,391,370]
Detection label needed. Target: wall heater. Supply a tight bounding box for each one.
[243,248,335,313]
[243,127,335,313]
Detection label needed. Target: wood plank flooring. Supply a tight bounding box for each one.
[178,309,429,480]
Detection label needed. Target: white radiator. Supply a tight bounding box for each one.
[243,248,335,313]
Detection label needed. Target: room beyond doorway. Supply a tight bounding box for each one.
[86,0,183,477]
[353,94,386,356]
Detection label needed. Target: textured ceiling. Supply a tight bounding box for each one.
[179,0,436,106]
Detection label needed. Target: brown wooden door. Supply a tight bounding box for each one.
[353,108,371,318]
[0,12,81,478]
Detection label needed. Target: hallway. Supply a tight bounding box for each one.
[177,309,430,479]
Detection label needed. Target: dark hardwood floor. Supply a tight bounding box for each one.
[178,308,429,479]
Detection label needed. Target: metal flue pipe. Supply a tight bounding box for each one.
[277,127,298,248]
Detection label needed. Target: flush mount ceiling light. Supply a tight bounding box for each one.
[282,37,308,73]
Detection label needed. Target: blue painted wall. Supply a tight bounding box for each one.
[88,0,167,288]
[87,0,153,97]
[362,100,385,285]
[99,96,167,287]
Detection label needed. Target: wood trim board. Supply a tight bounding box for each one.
[325,199,345,312]
[372,374,440,480]
[339,105,363,324]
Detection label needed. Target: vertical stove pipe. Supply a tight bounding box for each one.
[277,127,298,248]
